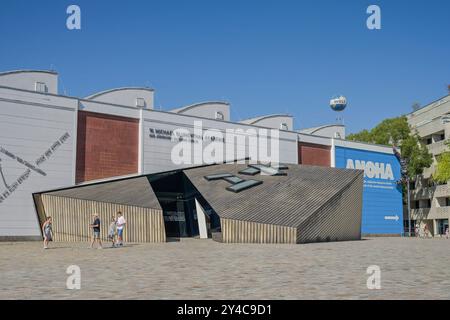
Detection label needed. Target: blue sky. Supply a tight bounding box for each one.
[1,0,449,133]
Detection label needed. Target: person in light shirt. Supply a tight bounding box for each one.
[116,211,127,247]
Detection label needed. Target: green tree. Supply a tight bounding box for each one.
[347,116,432,179]
[346,129,372,143]
[347,116,410,145]
[400,134,433,177]
[433,141,450,183]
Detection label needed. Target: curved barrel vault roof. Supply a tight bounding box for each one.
[0,70,58,76]
[0,69,58,94]
[239,114,294,130]
[170,101,230,121]
[299,124,346,139]
[85,87,154,109]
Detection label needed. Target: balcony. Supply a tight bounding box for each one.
[411,183,450,200]
[421,164,436,179]
[434,207,450,216]
[409,207,450,220]
[426,139,449,155]
[415,118,444,137]
[410,208,430,220]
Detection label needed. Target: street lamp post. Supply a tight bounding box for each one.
[407,176,411,237]
[394,146,411,237]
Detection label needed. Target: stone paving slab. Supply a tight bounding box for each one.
[0,237,449,299]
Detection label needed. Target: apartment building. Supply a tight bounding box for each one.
[406,93,450,236]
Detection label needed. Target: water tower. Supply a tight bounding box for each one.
[330,95,347,124]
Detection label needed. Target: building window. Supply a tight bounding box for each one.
[280,123,289,130]
[135,98,146,108]
[446,198,450,207]
[436,219,449,235]
[35,82,47,93]
[426,137,432,145]
[215,111,224,121]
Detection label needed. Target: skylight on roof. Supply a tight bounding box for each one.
[249,164,287,176]
[238,167,260,176]
[204,173,233,181]
[226,180,263,193]
[224,176,244,184]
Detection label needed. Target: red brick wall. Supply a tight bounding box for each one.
[298,142,331,167]
[76,111,139,183]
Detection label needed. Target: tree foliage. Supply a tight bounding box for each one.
[347,116,410,145]
[433,141,450,183]
[347,116,432,179]
[400,134,433,177]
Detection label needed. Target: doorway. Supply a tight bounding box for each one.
[149,171,200,238]
[436,219,449,235]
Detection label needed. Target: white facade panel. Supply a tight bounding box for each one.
[298,132,332,146]
[0,89,77,237]
[334,139,394,155]
[142,110,298,174]
[79,100,140,119]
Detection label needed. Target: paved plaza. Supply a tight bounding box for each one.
[1,237,449,300]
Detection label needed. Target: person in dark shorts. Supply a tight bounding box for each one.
[90,213,103,249]
[42,216,53,249]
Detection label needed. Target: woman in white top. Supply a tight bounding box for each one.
[116,211,126,246]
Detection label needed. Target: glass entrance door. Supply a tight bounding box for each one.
[437,219,449,235]
[160,197,187,237]
[159,196,199,238]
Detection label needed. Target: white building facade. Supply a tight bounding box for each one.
[0,69,401,239]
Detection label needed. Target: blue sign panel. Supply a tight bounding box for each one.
[335,146,403,235]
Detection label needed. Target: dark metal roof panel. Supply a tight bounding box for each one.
[44,176,162,210]
[184,163,363,228]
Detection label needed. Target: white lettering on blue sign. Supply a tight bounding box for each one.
[346,159,394,180]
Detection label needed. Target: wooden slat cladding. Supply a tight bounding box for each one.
[296,173,363,244]
[33,194,46,235]
[221,218,297,244]
[41,195,166,243]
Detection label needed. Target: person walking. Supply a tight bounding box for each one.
[445,227,449,240]
[108,216,117,248]
[424,224,429,238]
[116,211,126,247]
[90,213,103,249]
[42,216,53,249]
